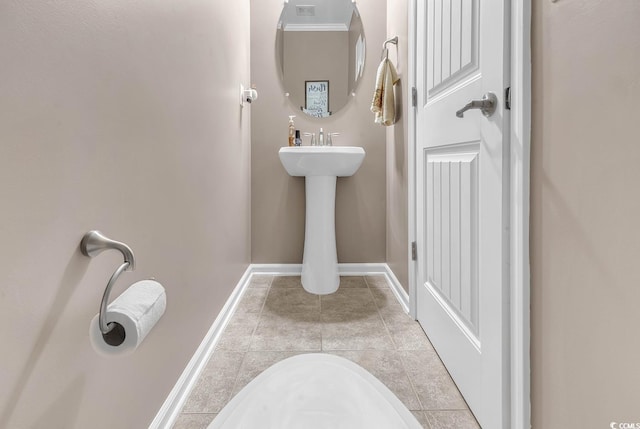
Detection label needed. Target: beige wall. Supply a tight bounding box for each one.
[531,0,640,426]
[385,0,410,291]
[251,0,387,264]
[0,1,251,428]
[283,31,349,113]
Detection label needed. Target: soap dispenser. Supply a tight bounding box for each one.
[288,116,296,147]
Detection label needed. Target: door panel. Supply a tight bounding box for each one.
[425,145,479,335]
[426,0,478,97]
[415,0,510,427]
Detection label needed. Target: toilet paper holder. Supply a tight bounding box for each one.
[81,230,136,345]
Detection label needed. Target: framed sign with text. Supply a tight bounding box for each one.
[305,80,329,114]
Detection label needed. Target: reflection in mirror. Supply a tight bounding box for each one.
[276,0,366,118]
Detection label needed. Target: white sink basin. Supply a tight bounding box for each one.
[278,146,365,177]
[278,146,366,294]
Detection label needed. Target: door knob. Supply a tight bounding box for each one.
[456,92,497,118]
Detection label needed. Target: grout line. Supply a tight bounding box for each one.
[397,351,428,412]
[320,293,325,352]
[246,274,272,346]
[186,273,472,422]
[420,407,473,412]
[226,275,273,404]
[370,276,425,412]
[370,281,400,351]
[367,275,403,351]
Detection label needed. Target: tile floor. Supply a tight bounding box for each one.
[172,275,480,429]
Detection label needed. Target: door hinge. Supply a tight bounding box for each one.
[411,241,417,261]
[505,86,511,110]
[412,87,418,107]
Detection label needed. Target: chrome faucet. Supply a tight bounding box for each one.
[326,132,339,146]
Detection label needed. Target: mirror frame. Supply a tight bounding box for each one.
[276,1,366,119]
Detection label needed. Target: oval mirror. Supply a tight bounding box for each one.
[276,0,366,118]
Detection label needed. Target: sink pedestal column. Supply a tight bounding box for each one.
[301,175,340,295]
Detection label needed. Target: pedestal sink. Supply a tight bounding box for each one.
[279,146,366,295]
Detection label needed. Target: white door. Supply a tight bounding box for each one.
[415,0,510,427]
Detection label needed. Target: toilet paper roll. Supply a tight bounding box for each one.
[90,279,166,356]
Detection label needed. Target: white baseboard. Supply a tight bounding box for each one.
[251,262,389,275]
[149,263,410,428]
[250,263,303,274]
[382,264,411,314]
[148,266,253,429]
[252,263,409,313]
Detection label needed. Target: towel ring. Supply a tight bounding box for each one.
[381,36,398,60]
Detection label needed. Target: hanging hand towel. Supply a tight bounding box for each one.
[370,58,399,126]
